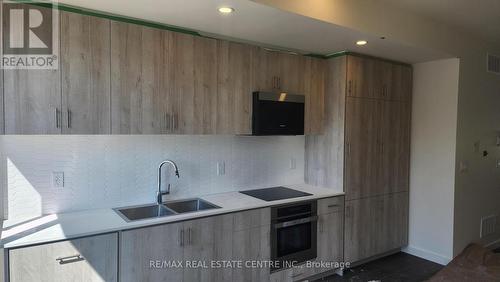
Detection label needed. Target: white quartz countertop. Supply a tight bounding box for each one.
[1,184,343,249]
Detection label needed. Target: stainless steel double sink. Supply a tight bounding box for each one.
[114,198,221,222]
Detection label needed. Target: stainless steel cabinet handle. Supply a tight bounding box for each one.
[328,204,339,208]
[67,109,72,128]
[278,77,281,89]
[346,143,351,155]
[179,229,184,246]
[188,228,192,245]
[165,113,170,131]
[55,108,61,129]
[56,254,84,265]
[173,113,178,130]
[348,80,352,94]
[290,272,304,278]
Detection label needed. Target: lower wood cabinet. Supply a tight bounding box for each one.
[9,233,118,282]
[344,192,408,263]
[120,208,270,282]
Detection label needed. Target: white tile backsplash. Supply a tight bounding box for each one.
[0,135,305,220]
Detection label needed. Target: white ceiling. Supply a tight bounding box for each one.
[59,0,449,63]
[381,0,500,45]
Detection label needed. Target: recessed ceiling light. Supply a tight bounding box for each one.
[356,40,368,46]
[218,7,234,14]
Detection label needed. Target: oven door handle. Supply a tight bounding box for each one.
[273,216,318,229]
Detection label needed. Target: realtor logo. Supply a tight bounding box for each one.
[2,1,59,69]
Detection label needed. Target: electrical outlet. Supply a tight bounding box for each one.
[52,172,64,188]
[217,162,225,176]
[480,215,497,238]
[290,157,297,170]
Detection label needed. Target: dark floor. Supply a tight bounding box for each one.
[495,247,500,253]
[316,252,443,282]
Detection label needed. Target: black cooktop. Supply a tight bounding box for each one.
[239,187,312,202]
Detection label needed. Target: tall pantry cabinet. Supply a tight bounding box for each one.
[305,54,412,263]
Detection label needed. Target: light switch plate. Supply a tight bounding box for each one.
[52,172,64,188]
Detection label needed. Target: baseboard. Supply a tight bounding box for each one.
[403,245,452,265]
[485,238,500,250]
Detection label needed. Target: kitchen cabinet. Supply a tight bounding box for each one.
[232,208,271,282]
[169,33,218,135]
[61,12,111,134]
[345,98,410,200]
[216,41,255,135]
[4,9,110,135]
[304,57,325,135]
[344,97,381,200]
[307,54,411,264]
[3,5,60,134]
[346,55,376,99]
[121,215,234,282]
[380,100,411,194]
[121,209,269,282]
[110,22,171,134]
[391,64,413,102]
[120,221,185,282]
[4,68,61,134]
[316,197,344,274]
[9,233,118,282]
[344,192,408,262]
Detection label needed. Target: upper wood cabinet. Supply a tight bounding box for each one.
[217,41,255,135]
[347,55,412,102]
[304,57,325,134]
[4,9,110,135]
[3,9,326,135]
[169,33,218,135]
[61,12,111,134]
[110,22,171,134]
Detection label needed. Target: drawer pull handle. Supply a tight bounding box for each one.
[56,254,85,265]
[328,204,339,208]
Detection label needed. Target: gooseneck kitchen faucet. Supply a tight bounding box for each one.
[157,160,180,204]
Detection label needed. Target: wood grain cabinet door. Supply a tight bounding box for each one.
[278,52,304,94]
[216,41,255,135]
[346,55,377,99]
[391,64,413,102]
[120,222,184,282]
[3,5,61,135]
[253,47,281,92]
[9,233,118,282]
[304,57,325,135]
[61,12,111,134]
[344,97,382,200]
[317,210,344,271]
[169,33,217,135]
[182,214,234,282]
[110,22,170,134]
[373,60,393,100]
[379,100,411,194]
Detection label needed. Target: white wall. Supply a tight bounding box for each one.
[405,59,459,265]
[0,135,305,220]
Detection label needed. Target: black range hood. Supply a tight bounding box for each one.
[252,92,305,136]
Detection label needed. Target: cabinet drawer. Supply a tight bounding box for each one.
[233,208,270,231]
[318,196,344,214]
[9,233,118,282]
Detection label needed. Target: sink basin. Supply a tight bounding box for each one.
[164,198,221,213]
[114,198,221,222]
[114,204,176,222]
